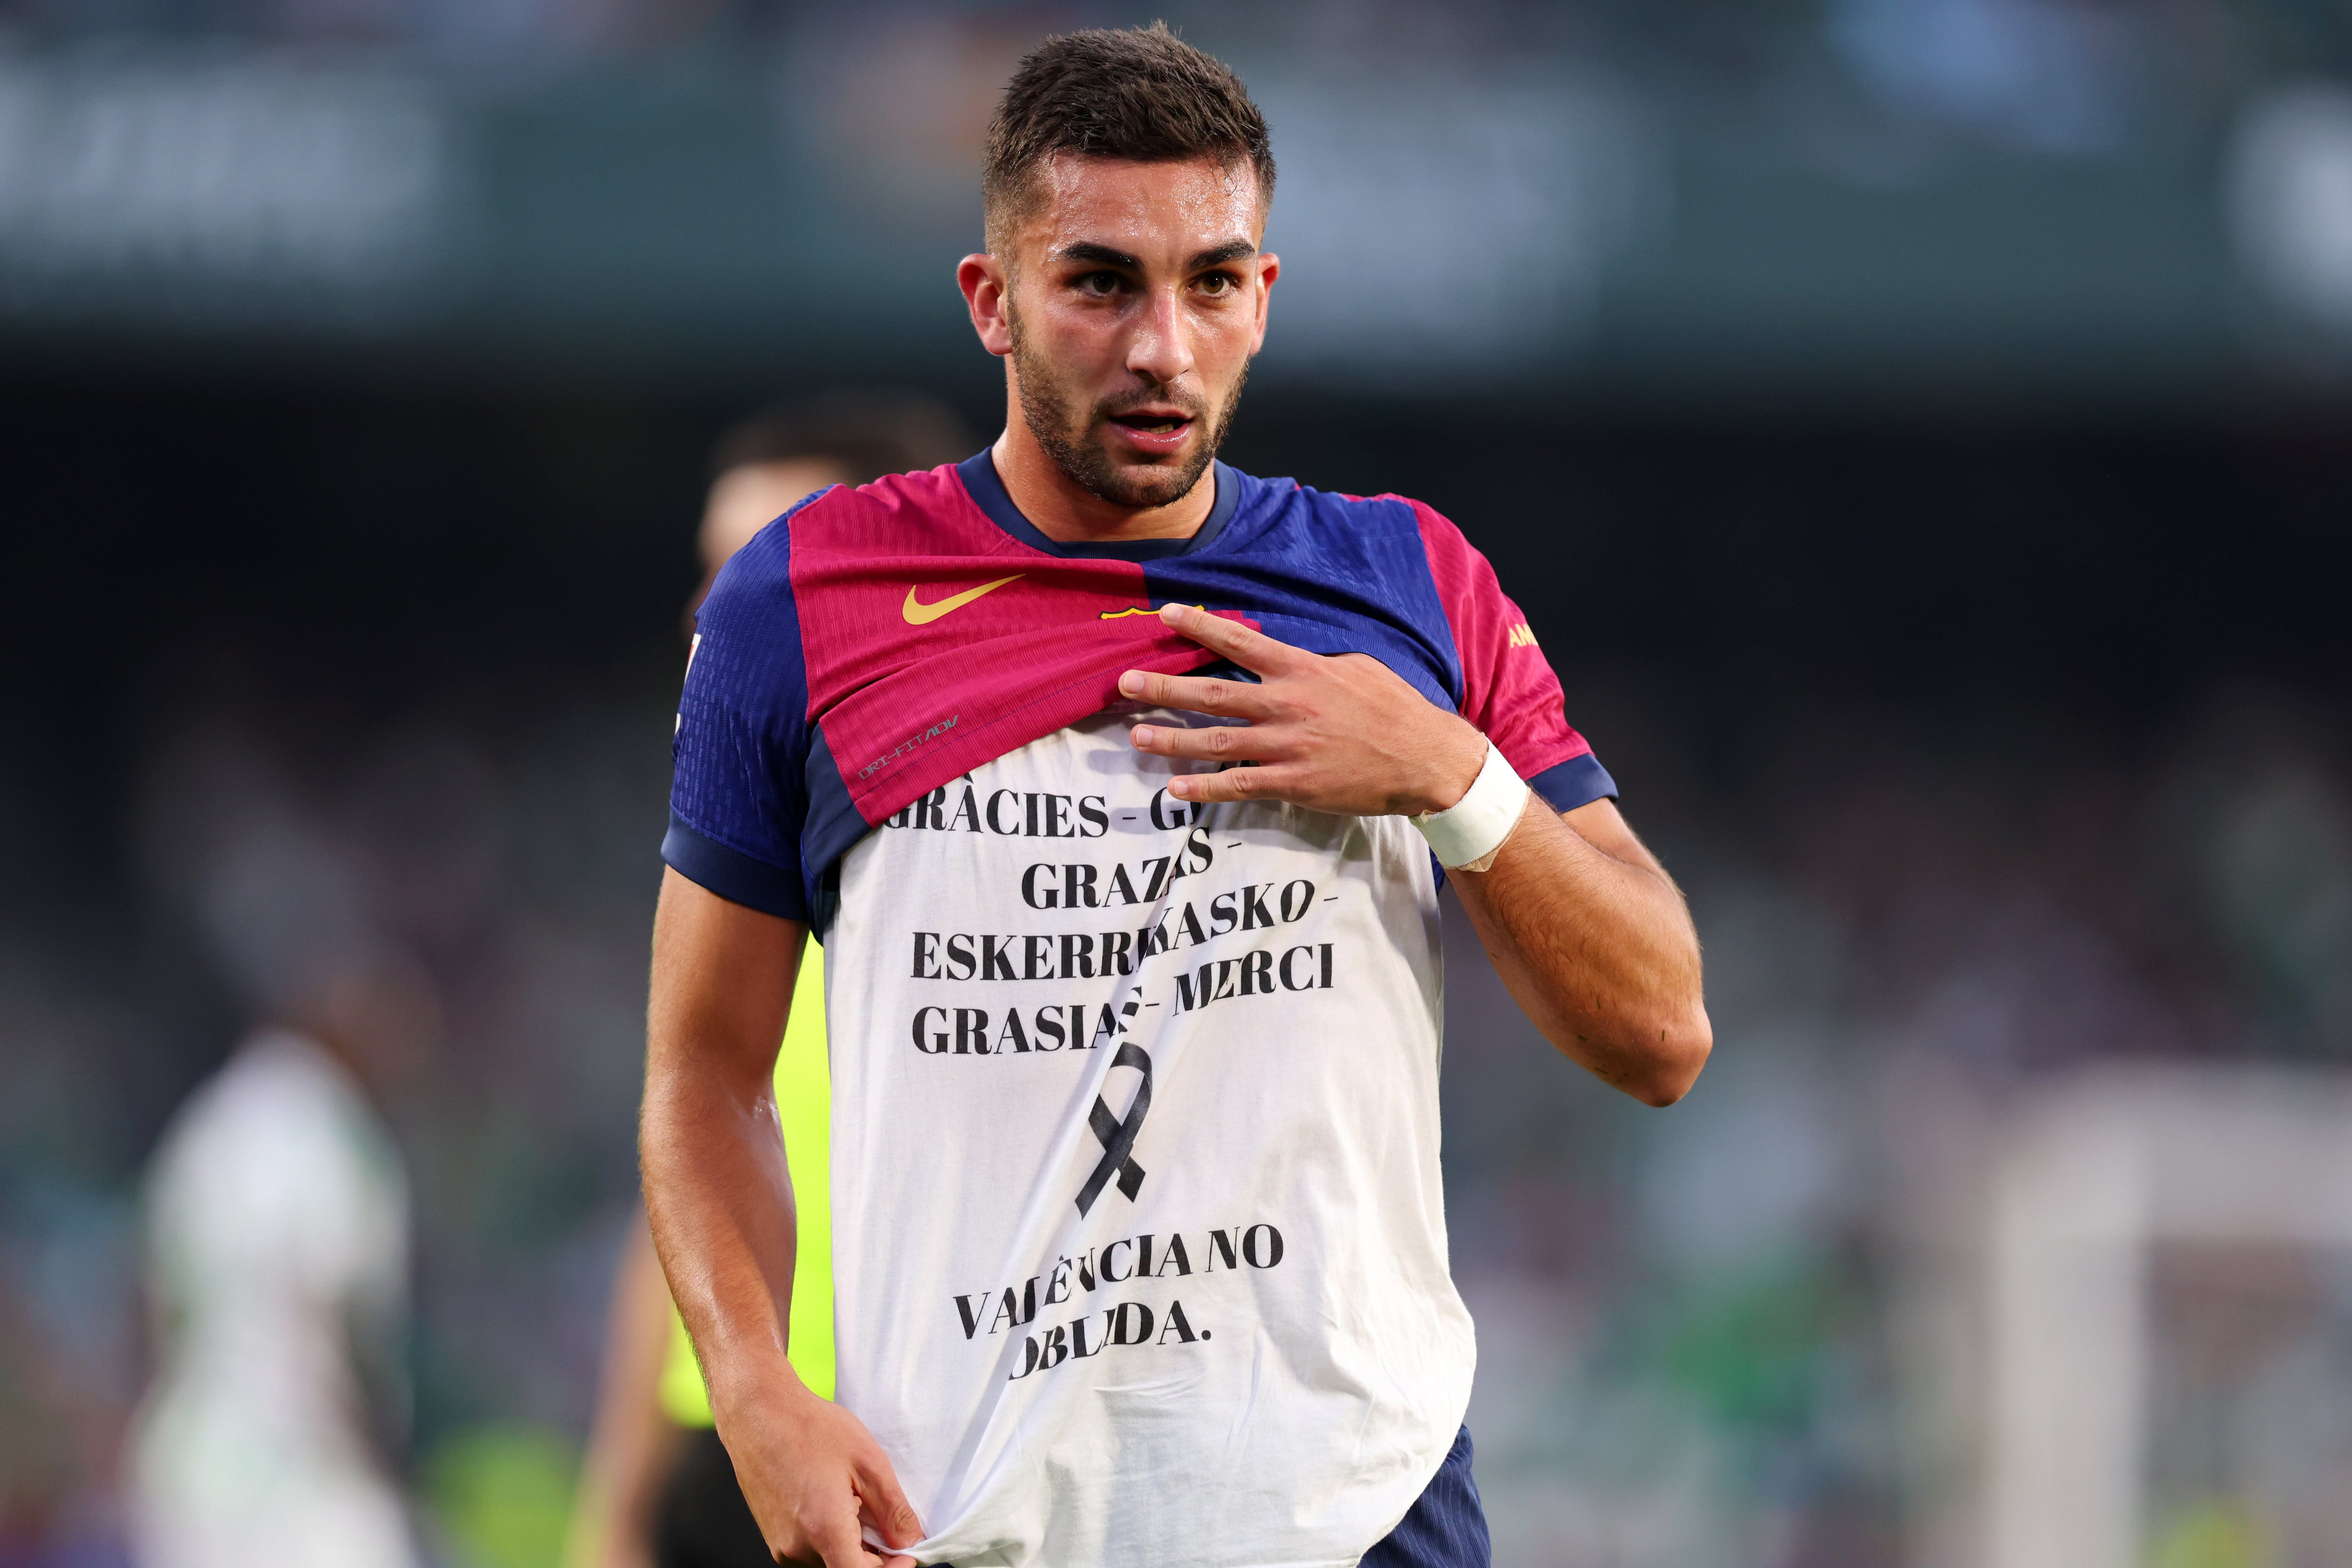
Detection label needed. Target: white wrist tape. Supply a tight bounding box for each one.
[1412,741,1530,872]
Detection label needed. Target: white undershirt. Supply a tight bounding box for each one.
[824,706,1475,1568]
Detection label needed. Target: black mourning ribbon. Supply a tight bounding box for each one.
[1076,1042,1153,1216]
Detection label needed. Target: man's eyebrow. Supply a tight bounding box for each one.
[1049,239,1260,272]
[1054,242,1143,270]
[1188,240,1259,270]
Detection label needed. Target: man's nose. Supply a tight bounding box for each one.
[1125,286,1195,388]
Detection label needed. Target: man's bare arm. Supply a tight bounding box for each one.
[642,868,923,1568]
[1445,796,1709,1105]
[1120,604,1710,1106]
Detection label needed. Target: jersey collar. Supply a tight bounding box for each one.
[955,449,1240,561]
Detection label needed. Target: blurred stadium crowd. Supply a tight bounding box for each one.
[2,4,2352,1568]
[5,0,2352,388]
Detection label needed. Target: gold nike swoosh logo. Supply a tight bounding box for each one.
[902,573,1024,625]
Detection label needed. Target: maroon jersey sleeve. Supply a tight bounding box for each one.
[1411,500,1618,812]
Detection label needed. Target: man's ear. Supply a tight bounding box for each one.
[958,253,1014,358]
[1249,251,1280,356]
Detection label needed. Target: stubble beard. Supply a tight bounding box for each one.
[1009,309,1246,512]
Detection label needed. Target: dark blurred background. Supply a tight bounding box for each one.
[5,4,2352,1567]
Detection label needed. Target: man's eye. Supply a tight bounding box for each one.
[1078,271,1123,295]
[1198,272,1234,295]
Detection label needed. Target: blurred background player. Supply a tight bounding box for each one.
[128,818,435,1568]
[683,393,974,625]
[567,392,968,1568]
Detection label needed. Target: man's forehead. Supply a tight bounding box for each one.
[1021,153,1263,256]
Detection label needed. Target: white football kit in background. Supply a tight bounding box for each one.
[130,1033,416,1568]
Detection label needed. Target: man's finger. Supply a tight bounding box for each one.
[1128,722,1277,764]
[1167,764,1303,804]
[805,1512,874,1568]
[1116,668,1276,718]
[850,1454,926,1551]
[1155,602,1298,676]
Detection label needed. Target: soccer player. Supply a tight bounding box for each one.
[645,26,1711,1568]
[130,825,420,1568]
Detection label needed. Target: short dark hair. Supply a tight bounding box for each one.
[710,391,972,485]
[983,24,1274,254]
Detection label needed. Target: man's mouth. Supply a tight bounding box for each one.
[1104,408,1198,458]
[1110,411,1193,436]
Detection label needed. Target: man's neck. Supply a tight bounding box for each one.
[991,425,1215,546]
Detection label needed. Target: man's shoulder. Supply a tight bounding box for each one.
[785,462,997,557]
[1214,470,1487,609]
[702,462,993,619]
[1224,467,1461,550]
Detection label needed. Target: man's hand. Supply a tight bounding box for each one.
[717,1376,923,1568]
[1121,602,1712,1107]
[1119,603,1485,814]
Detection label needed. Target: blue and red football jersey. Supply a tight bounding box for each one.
[667,451,1614,927]
[664,449,1614,1566]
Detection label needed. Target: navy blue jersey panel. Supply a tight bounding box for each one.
[669,494,822,904]
[1531,752,1620,812]
[661,813,810,922]
[1144,475,1465,713]
[1359,1427,1491,1568]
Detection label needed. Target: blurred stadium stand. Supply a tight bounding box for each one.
[0,0,2345,397]
[4,5,2352,1568]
